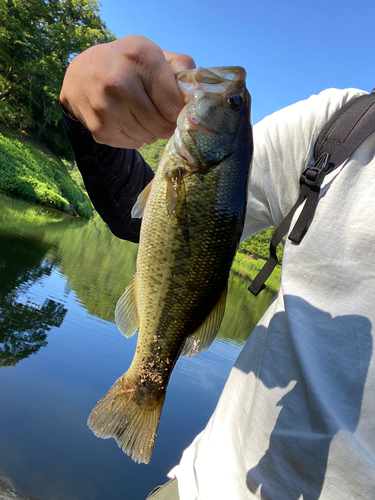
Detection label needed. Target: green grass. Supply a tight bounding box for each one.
[232,251,281,293]
[0,125,93,219]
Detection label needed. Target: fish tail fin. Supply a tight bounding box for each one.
[87,376,165,464]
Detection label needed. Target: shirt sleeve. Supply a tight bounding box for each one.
[61,103,155,243]
[242,88,367,241]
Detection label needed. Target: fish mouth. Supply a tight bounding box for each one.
[173,66,248,168]
[186,108,218,135]
[175,66,247,135]
[176,66,247,100]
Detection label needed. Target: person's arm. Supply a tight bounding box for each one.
[60,35,195,241]
[62,104,154,242]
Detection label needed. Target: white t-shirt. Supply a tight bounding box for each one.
[169,88,375,500]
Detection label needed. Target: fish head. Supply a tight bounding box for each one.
[174,66,251,169]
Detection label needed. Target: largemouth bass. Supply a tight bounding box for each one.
[88,66,253,464]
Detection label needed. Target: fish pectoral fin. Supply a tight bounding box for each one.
[166,167,185,217]
[131,179,154,219]
[181,285,228,357]
[115,277,139,338]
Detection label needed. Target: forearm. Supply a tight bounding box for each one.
[62,104,154,243]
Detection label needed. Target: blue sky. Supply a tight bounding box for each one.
[98,0,374,124]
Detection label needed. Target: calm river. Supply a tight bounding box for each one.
[0,192,275,500]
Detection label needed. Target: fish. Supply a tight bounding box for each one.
[87,66,253,464]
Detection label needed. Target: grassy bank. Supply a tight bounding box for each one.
[0,124,92,219]
[232,252,281,293]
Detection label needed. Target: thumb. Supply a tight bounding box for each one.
[162,50,196,74]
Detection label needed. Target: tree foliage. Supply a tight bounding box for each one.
[138,140,168,172]
[239,226,284,262]
[0,0,115,158]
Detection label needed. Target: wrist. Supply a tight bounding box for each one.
[59,88,79,121]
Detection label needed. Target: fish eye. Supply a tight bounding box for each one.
[227,95,243,111]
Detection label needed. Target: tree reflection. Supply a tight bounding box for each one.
[0,233,67,367]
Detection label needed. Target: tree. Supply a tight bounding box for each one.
[0,231,67,367]
[0,0,115,157]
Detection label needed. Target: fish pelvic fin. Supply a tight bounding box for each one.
[88,376,165,464]
[131,179,154,219]
[182,284,228,357]
[115,277,139,338]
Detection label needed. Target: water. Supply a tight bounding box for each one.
[0,192,275,500]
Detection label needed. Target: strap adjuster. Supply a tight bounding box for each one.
[299,152,330,196]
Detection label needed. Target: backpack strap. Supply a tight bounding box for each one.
[249,89,375,296]
[315,89,375,169]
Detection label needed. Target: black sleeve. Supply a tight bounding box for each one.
[61,103,154,243]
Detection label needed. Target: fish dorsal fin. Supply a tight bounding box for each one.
[181,285,228,357]
[131,179,154,219]
[115,277,139,338]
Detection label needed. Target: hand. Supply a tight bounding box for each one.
[60,35,196,149]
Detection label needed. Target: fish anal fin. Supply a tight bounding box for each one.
[88,376,165,464]
[132,179,154,219]
[115,277,139,338]
[182,285,228,358]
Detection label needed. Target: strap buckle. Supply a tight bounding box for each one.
[299,152,330,196]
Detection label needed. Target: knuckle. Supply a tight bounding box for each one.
[161,102,181,123]
[101,69,137,103]
[182,54,196,68]
[90,93,111,117]
[126,46,148,68]
[100,76,124,102]
[88,119,106,142]
[159,121,176,139]
[122,36,156,70]
[147,136,158,145]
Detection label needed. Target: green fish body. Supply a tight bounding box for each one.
[88,66,253,464]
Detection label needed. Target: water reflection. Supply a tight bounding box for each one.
[219,273,275,346]
[0,232,67,367]
[0,193,275,353]
[0,193,278,500]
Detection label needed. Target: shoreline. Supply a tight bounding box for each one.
[0,476,41,500]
